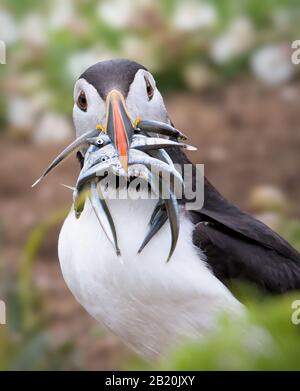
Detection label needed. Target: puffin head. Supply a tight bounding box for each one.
[73,59,169,170]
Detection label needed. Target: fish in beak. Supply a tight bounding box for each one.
[105,89,135,172]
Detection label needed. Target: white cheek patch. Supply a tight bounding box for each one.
[73,78,106,138]
[126,70,168,124]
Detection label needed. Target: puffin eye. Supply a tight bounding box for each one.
[77,91,88,112]
[144,77,154,100]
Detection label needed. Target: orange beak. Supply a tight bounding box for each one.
[105,90,135,171]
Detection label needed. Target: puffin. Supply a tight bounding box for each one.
[34,59,300,359]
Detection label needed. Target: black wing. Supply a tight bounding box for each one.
[192,220,300,292]
[168,147,300,293]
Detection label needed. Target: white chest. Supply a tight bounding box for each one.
[58,195,242,358]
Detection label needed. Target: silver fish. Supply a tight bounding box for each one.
[90,181,121,256]
[128,161,180,262]
[32,128,100,187]
[131,134,196,151]
[137,119,187,140]
[128,149,183,199]
[137,202,168,254]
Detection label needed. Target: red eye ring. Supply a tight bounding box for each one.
[77,91,88,112]
[144,77,154,100]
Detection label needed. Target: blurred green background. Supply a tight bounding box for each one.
[0,0,300,370]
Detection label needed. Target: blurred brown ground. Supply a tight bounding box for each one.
[1,80,300,369]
